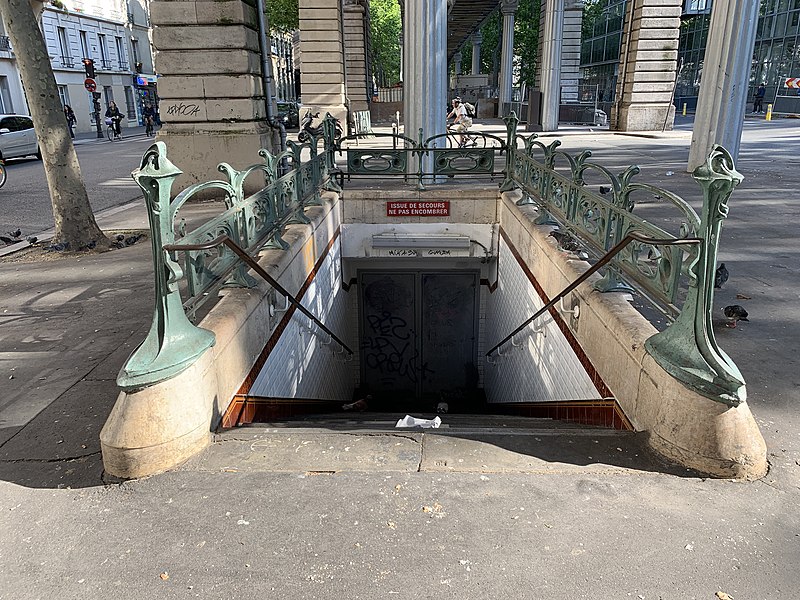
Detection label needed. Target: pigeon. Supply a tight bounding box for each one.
[714,263,729,289]
[723,305,749,328]
[25,236,37,245]
[7,229,21,239]
[343,395,371,411]
[598,185,611,195]
[549,230,581,253]
[116,234,125,242]
[0,235,15,245]
[46,242,69,252]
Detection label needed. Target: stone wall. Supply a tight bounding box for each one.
[149,0,276,191]
[613,0,682,131]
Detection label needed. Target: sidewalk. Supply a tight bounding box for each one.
[0,123,798,598]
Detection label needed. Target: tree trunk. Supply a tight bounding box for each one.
[0,0,107,249]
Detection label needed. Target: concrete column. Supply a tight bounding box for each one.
[403,0,447,178]
[149,0,273,191]
[613,0,681,131]
[539,0,564,130]
[471,32,482,75]
[498,0,518,113]
[453,51,462,76]
[344,0,370,113]
[687,0,759,170]
[560,0,584,104]
[299,0,348,123]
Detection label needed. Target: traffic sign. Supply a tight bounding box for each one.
[785,78,800,88]
[84,78,97,92]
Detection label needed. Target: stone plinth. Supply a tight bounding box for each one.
[613,0,682,131]
[150,0,275,191]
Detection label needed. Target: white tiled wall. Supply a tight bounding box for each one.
[249,238,355,400]
[483,238,601,403]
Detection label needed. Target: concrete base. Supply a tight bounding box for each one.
[100,193,342,479]
[615,103,676,132]
[499,191,767,479]
[155,123,275,193]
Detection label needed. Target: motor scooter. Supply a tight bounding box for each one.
[297,110,343,143]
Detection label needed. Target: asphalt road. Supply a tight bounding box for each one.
[0,131,155,238]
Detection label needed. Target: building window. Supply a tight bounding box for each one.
[115,36,127,70]
[103,85,114,107]
[98,34,109,69]
[0,76,12,113]
[58,85,70,108]
[131,38,140,64]
[124,86,136,119]
[79,30,90,59]
[57,27,73,67]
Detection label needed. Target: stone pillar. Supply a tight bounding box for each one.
[150,0,273,191]
[560,0,583,104]
[538,0,564,130]
[344,0,370,113]
[498,0,518,113]
[403,0,447,177]
[687,0,759,170]
[471,32,482,75]
[613,0,681,131]
[299,0,348,123]
[453,51,462,76]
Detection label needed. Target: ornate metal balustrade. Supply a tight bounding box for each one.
[117,133,338,390]
[500,113,746,406]
[120,113,747,407]
[337,128,509,187]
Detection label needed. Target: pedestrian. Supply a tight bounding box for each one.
[64,105,76,139]
[753,83,766,114]
[105,101,123,139]
[142,102,156,136]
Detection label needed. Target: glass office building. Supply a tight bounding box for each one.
[580,0,800,113]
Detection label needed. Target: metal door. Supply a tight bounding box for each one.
[359,270,478,401]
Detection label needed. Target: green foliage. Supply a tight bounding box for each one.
[370,0,402,86]
[267,0,299,32]
[458,1,539,88]
[514,0,539,88]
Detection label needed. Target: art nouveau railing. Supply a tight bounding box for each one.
[119,114,746,406]
[117,130,339,391]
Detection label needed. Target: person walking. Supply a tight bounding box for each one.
[142,102,156,136]
[753,83,766,114]
[105,101,124,139]
[63,105,76,139]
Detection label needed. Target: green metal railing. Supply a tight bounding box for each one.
[117,123,339,391]
[120,112,746,407]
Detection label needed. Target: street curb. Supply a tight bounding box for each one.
[0,198,144,258]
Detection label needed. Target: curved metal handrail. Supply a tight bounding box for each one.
[165,235,354,356]
[485,232,702,357]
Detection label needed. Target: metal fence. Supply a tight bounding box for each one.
[375,87,403,103]
[117,126,340,390]
[123,113,746,406]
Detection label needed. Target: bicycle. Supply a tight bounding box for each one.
[105,118,123,141]
[447,121,480,149]
[0,160,6,188]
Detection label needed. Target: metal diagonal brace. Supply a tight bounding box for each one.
[485,233,701,358]
[164,236,354,356]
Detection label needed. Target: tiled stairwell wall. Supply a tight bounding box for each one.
[483,236,604,403]
[248,237,356,400]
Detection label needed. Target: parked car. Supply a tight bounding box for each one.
[276,101,300,129]
[0,114,40,160]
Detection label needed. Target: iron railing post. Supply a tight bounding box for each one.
[645,145,746,406]
[117,142,216,390]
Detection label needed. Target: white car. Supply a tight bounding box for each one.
[0,114,41,160]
